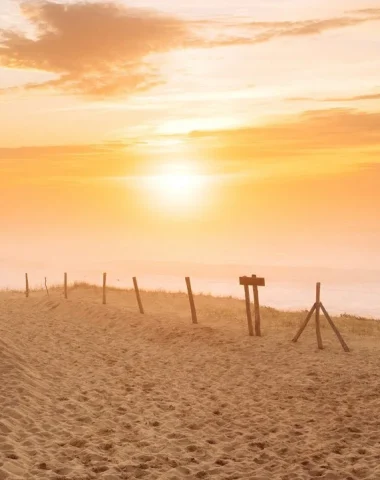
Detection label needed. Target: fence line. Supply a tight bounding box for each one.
[20,271,379,350]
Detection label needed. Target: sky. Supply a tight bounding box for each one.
[1,0,380,275]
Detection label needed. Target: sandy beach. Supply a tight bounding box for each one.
[1,285,380,480]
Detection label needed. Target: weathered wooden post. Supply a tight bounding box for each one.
[185,277,198,324]
[25,273,29,298]
[240,276,265,336]
[44,277,49,296]
[64,273,68,299]
[252,274,262,337]
[243,282,254,336]
[292,282,350,352]
[133,277,144,314]
[103,273,107,305]
[315,282,323,349]
[320,304,350,352]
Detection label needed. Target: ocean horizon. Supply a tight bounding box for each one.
[2,262,379,319]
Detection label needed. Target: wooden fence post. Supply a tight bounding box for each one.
[315,282,323,350]
[44,277,49,296]
[240,276,265,337]
[292,303,316,343]
[252,274,262,337]
[103,273,107,305]
[292,282,349,352]
[133,277,144,314]
[320,304,350,352]
[185,277,198,324]
[243,284,254,336]
[25,273,29,298]
[64,273,68,299]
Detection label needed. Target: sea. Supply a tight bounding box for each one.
[1,260,379,319]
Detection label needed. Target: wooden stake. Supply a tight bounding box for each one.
[243,284,254,336]
[321,303,350,352]
[64,273,68,299]
[252,274,262,337]
[292,283,349,352]
[292,303,317,343]
[315,282,323,350]
[103,273,107,305]
[185,277,198,324]
[133,277,144,314]
[25,273,29,298]
[44,277,49,296]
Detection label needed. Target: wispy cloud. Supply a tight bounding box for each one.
[2,109,380,184]
[288,92,380,103]
[1,2,380,98]
[205,8,380,47]
[0,1,191,98]
[187,109,380,161]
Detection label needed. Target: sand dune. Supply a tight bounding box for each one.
[1,286,380,479]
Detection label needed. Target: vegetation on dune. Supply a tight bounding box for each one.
[2,282,379,338]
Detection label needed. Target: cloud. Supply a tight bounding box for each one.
[0,1,191,98]
[205,9,380,47]
[0,142,144,180]
[247,16,378,38]
[351,8,380,16]
[288,92,380,102]
[1,2,380,98]
[187,109,380,162]
[2,109,380,186]
[326,93,380,102]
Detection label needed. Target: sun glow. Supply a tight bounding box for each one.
[142,162,209,214]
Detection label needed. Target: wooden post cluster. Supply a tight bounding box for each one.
[133,277,144,314]
[292,282,350,352]
[239,275,265,336]
[20,271,351,355]
[185,277,198,324]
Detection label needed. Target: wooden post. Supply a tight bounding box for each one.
[252,274,261,337]
[25,273,29,298]
[320,304,350,352]
[103,273,107,305]
[243,284,254,336]
[133,277,144,314]
[292,283,349,352]
[315,282,323,350]
[64,273,68,299]
[44,277,49,296]
[239,276,265,337]
[292,303,317,343]
[185,277,198,324]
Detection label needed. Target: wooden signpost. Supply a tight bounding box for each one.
[239,275,265,336]
[292,282,350,352]
[133,277,144,314]
[185,277,198,325]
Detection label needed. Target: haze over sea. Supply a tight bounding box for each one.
[2,259,379,319]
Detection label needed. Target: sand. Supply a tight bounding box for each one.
[1,285,380,480]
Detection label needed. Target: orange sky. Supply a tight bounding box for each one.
[1,0,380,270]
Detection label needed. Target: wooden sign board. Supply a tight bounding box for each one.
[239,276,265,287]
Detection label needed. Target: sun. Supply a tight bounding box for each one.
[142,162,208,213]
[156,171,203,202]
